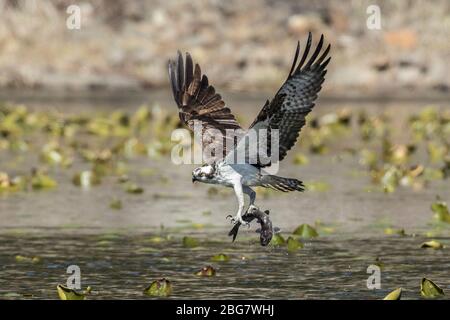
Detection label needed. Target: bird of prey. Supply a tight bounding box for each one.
[168,33,331,226]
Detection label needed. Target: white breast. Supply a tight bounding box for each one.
[216,162,261,187]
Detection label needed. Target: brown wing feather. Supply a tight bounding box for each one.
[168,52,243,163]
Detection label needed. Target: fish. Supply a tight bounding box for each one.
[228,207,274,246]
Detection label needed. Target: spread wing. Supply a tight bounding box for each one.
[168,52,244,164]
[246,33,331,167]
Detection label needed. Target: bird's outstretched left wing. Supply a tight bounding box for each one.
[168,52,244,163]
[245,33,331,167]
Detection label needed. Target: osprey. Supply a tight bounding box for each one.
[168,33,331,226]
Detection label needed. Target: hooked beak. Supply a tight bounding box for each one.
[192,176,197,183]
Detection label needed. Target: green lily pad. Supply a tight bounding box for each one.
[143,278,172,297]
[420,240,444,249]
[182,236,199,248]
[270,234,286,246]
[31,172,57,190]
[293,153,309,165]
[383,228,406,236]
[287,237,303,252]
[15,255,41,263]
[293,224,319,238]
[420,278,445,298]
[304,181,330,192]
[210,253,230,262]
[147,236,166,243]
[125,183,144,194]
[109,199,123,210]
[431,200,450,223]
[56,284,86,300]
[195,265,216,277]
[383,288,402,300]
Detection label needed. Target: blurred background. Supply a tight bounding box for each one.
[0,0,448,98]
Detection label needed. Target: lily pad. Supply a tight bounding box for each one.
[31,172,57,190]
[431,200,450,223]
[287,237,303,253]
[304,181,330,192]
[420,240,444,249]
[420,278,445,298]
[143,278,172,297]
[56,284,86,300]
[195,265,216,277]
[383,228,406,236]
[210,253,230,262]
[270,234,286,246]
[182,236,199,248]
[109,199,123,210]
[293,224,319,238]
[383,288,402,300]
[125,183,144,194]
[15,255,41,263]
[293,153,309,165]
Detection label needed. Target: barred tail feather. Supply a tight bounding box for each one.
[261,175,304,192]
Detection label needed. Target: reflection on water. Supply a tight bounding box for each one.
[0,233,448,299]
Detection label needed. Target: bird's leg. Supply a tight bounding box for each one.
[243,186,258,214]
[227,181,249,226]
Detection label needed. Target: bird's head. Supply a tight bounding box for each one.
[192,164,216,183]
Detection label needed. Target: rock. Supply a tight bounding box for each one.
[287,14,323,35]
[383,30,418,49]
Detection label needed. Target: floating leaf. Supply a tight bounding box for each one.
[287,237,303,252]
[195,266,216,277]
[147,236,166,243]
[0,172,24,193]
[143,278,172,297]
[270,234,286,246]
[383,288,402,300]
[182,236,199,248]
[125,183,144,194]
[431,200,450,223]
[109,199,122,210]
[383,228,406,236]
[31,172,57,190]
[57,284,86,300]
[420,278,445,298]
[15,255,41,263]
[304,181,330,192]
[293,224,319,238]
[210,253,230,262]
[420,240,444,249]
[293,153,309,165]
[72,171,100,187]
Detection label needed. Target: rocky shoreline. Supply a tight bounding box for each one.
[0,0,448,97]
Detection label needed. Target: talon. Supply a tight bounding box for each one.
[226,215,232,220]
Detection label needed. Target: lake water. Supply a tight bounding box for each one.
[0,93,449,299]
